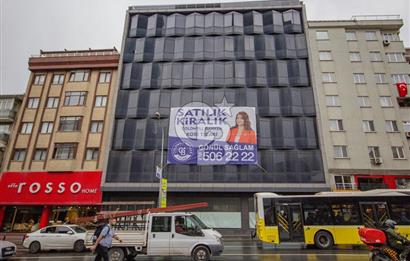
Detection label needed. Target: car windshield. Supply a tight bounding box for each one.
[70,226,86,233]
[191,215,210,229]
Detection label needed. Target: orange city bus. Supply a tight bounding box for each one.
[254,189,410,249]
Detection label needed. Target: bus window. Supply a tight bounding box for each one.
[390,204,410,225]
[330,204,361,225]
[264,207,276,226]
[303,203,333,225]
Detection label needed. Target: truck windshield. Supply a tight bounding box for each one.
[191,215,210,229]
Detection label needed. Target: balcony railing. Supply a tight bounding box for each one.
[0,110,16,120]
[333,183,358,191]
[351,15,401,21]
[31,50,118,58]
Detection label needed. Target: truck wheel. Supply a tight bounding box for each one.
[109,247,125,261]
[73,240,85,252]
[314,231,334,249]
[29,241,41,254]
[192,246,210,261]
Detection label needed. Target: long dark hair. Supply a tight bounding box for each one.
[232,111,252,131]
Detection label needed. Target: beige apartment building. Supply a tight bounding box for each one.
[0,49,119,232]
[308,16,410,191]
[3,48,119,172]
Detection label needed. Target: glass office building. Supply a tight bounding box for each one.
[104,0,326,233]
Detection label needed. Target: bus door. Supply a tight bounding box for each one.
[276,203,304,242]
[360,202,390,228]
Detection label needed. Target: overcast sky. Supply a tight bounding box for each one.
[1,0,409,95]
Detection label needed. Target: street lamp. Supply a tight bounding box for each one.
[155,112,167,208]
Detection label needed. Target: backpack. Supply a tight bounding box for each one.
[92,223,110,244]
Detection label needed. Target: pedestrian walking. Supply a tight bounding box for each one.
[90,217,122,261]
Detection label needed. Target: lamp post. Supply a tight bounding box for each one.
[155,112,167,208]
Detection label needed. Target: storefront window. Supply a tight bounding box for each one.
[50,206,99,225]
[396,178,410,189]
[2,206,42,232]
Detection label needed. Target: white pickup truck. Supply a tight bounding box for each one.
[86,212,223,261]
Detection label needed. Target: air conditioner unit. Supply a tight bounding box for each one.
[383,39,391,46]
[373,157,383,165]
[406,132,410,138]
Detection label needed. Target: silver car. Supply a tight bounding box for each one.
[0,240,16,260]
[23,225,86,253]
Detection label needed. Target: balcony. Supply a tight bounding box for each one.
[332,183,358,191]
[0,132,9,143]
[0,110,16,122]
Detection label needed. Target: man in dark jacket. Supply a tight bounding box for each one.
[383,219,410,261]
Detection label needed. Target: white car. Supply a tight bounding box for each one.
[0,240,16,260]
[23,225,86,253]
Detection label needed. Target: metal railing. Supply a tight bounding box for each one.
[334,183,357,191]
[351,15,401,21]
[31,50,118,58]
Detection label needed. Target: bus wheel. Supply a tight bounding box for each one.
[314,231,334,249]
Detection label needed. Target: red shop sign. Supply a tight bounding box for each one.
[0,171,102,205]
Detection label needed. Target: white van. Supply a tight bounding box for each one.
[86,212,223,261]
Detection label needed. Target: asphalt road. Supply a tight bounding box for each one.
[9,240,370,260]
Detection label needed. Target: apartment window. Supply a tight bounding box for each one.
[95,96,107,107]
[345,31,357,41]
[362,120,375,132]
[349,52,361,62]
[383,32,400,41]
[334,146,348,158]
[13,149,26,161]
[380,96,393,107]
[374,73,387,84]
[326,95,340,107]
[392,146,405,159]
[369,51,382,62]
[52,74,65,85]
[329,120,344,131]
[58,116,82,132]
[385,120,399,132]
[99,72,111,83]
[69,70,89,82]
[46,97,59,108]
[334,175,354,190]
[53,143,77,160]
[40,122,53,134]
[353,73,366,84]
[33,74,45,85]
[0,99,14,110]
[90,121,103,133]
[85,148,99,160]
[27,98,40,109]
[322,72,336,83]
[64,91,87,106]
[368,146,380,160]
[319,51,332,61]
[387,53,405,63]
[33,149,47,161]
[358,96,371,108]
[391,74,410,84]
[404,122,410,132]
[21,122,33,134]
[365,31,377,41]
[316,31,329,40]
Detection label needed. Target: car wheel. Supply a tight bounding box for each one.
[314,231,334,249]
[192,246,210,261]
[108,247,125,261]
[73,240,85,253]
[29,241,41,254]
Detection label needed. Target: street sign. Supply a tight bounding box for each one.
[160,178,167,208]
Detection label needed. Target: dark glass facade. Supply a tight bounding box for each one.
[106,6,325,187]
